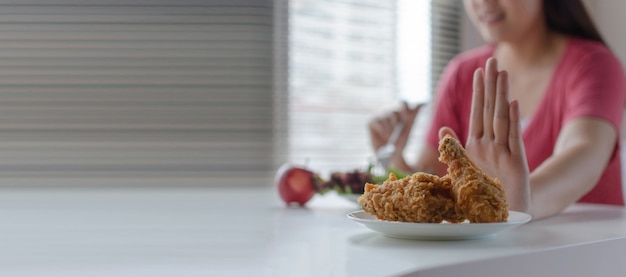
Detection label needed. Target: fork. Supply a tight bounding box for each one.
[373,121,404,175]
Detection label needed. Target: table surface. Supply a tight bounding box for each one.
[0,186,625,277]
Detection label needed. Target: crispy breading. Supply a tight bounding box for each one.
[357,172,464,223]
[358,135,509,224]
[438,134,509,223]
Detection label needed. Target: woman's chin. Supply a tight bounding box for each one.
[479,31,508,44]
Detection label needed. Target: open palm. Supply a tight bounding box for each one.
[439,58,530,212]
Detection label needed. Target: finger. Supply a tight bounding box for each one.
[483,57,498,138]
[508,100,525,155]
[368,119,388,150]
[368,118,388,141]
[438,126,460,142]
[400,102,421,140]
[391,111,401,126]
[401,101,410,112]
[494,70,509,146]
[411,102,425,113]
[374,115,395,137]
[399,102,412,122]
[469,68,485,138]
[408,102,425,117]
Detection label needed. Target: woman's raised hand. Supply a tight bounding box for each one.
[439,57,530,212]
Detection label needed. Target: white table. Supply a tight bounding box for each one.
[0,186,624,277]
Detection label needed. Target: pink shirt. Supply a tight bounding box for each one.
[426,37,626,206]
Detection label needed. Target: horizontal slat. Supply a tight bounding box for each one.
[0,24,272,32]
[0,6,272,15]
[0,40,272,49]
[0,0,272,6]
[0,0,275,180]
[0,48,270,57]
[286,0,397,174]
[0,58,271,67]
[0,15,271,24]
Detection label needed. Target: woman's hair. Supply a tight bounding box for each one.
[543,0,605,44]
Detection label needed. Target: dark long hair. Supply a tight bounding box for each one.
[543,0,605,44]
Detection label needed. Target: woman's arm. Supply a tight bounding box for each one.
[416,116,617,220]
[446,57,619,220]
[528,117,617,219]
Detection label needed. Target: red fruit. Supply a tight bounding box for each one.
[275,163,317,206]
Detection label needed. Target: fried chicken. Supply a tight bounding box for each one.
[357,172,464,223]
[357,135,509,224]
[438,134,509,223]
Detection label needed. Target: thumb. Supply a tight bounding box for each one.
[438,126,460,141]
[402,102,423,117]
[400,102,422,128]
[409,102,425,114]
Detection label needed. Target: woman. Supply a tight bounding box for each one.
[368,0,626,219]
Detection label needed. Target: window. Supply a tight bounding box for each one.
[0,0,459,186]
[281,0,460,176]
[0,0,276,186]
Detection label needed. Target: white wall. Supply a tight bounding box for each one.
[589,0,626,66]
[460,0,626,67]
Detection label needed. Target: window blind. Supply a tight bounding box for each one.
[284,0,398,175]
[430,0,461,94]
[0,0,275,186]
[280,0,462,177]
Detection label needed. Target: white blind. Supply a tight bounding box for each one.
[281,0,461,176]
[0,0,275,185]
[286,0,397,174]
[431,0,461,94]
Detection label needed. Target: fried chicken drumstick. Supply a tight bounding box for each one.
[438,134,509,223]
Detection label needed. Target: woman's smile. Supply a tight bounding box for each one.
[479,11,505,26]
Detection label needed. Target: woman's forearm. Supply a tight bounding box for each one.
[527,119,616,219]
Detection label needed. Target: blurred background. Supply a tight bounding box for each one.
[0,0,620,188]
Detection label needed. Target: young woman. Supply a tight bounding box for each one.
[368,0,626,219]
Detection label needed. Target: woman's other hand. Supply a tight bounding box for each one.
[368,102,423,167]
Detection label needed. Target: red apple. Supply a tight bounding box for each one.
[275,163,317,206]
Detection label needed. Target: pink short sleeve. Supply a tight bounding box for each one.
[563,45,626,132]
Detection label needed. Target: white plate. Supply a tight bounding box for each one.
[347,210,531,240]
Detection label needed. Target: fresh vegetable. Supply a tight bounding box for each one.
[370,167,408,185]
[317,170,373,194]
[275,162,410,206]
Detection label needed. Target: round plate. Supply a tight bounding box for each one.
[347,210,531,240]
